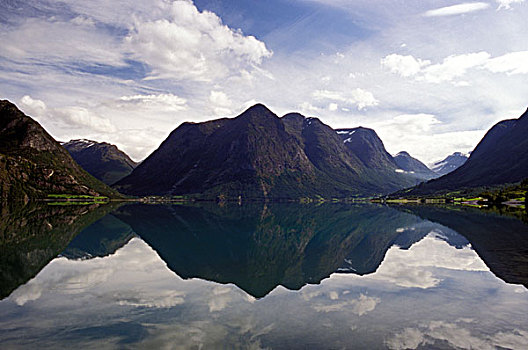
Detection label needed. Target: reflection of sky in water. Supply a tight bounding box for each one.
[1,231,527,349]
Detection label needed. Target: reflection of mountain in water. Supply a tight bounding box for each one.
[4,201,525,301]
[114,203,425,298]
[395,205,528,287]
[61,215,134,260]
[0,202,120,299]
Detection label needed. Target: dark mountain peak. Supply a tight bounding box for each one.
[236,103,276,121]
[396,151,410,157]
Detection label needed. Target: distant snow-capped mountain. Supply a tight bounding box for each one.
[431,152,469,176]
[63,139,137,185]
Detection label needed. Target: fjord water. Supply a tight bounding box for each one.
[1,203,527,349]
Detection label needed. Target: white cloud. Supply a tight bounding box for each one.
[328,103,338,111]
[382,52,491,83]
[19,95,117,133]
[209,90,233,116]
[421,52,491,83]
[483,51,528,74]
[125,0,272,81]
[118,93,188,111]
[381,54,431,77]
[424,2,491,17]
[496,0,525,10]
[0,18,125,67]
[312,88,378,110]
[382,51,528,84]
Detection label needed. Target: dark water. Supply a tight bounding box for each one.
[1,202,527,349]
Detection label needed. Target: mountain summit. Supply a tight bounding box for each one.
[115,104,416,199]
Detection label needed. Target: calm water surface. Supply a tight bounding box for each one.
[1,203,527,349]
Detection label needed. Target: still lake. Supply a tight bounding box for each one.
[1,202,527,349]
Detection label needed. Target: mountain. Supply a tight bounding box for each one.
[401,108,528,196]
[393,151,437,181]
[431,152,468,176]
[0,100,122,200]
[61,214,135,260]
[115,104,416,198]
[63,139,137,185]
[335,128,420,188]
[336,127,396,169]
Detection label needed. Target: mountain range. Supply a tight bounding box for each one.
[401,108,528,196]
[0,100,121,201]
[2,98,526,201]
[63,139,137,185]
[114,104,419,199]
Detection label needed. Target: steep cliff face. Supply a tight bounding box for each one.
[0,100,122,200]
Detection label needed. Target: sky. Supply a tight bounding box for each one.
[0,0,527,165]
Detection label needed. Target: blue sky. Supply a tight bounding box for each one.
[1,0,527,164]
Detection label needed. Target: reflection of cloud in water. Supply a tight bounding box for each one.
[362,232,489,289]
[10,238,185,308]
[312,293,379,315]
[387,320,528,350]
[302,289,379,315]
[209,286,232,312]
[2,229,527,349]
[114,290,185,308]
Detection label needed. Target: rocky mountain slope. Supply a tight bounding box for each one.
[0,100,122,200]
[63,139,137,185]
